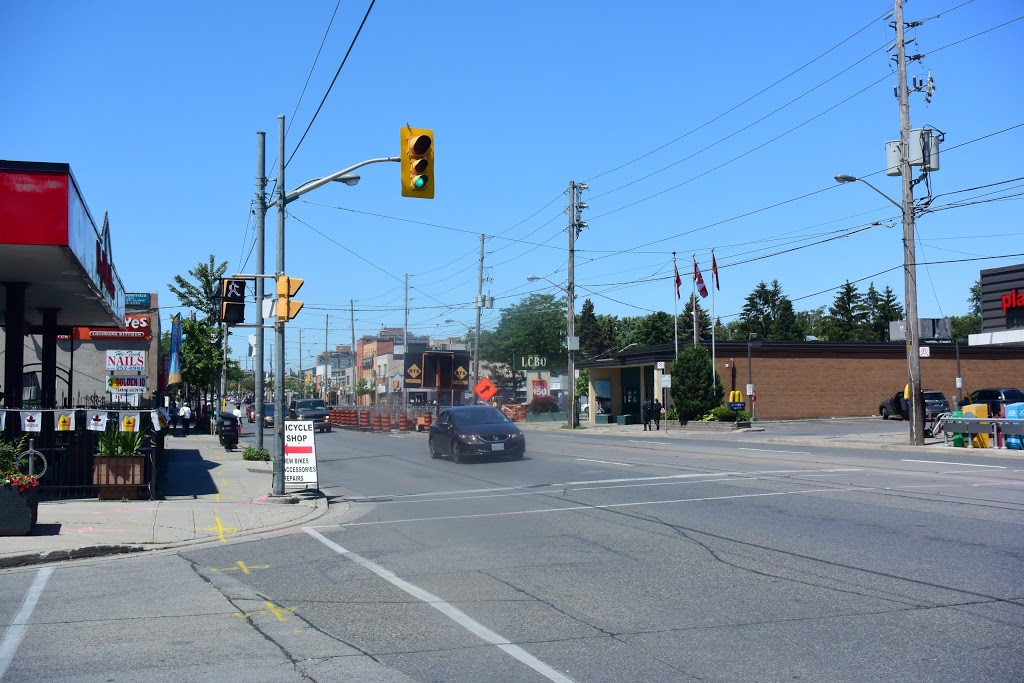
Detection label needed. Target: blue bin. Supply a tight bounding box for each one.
[1005,402,1024,450]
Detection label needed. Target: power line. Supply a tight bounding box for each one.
[285,0,344,141]
[285,0,377,168]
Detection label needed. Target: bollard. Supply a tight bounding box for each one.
[372,412,382,432]
[359,410,370,428]
[399,412,409,431]
[382,413,392,432]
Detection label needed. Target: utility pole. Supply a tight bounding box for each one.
[567,182,576,429]
[324,314,329,402]
[254,131,266,450]
[895,0,924,445]
[350,299,356,406]
[298,327,303,396]
[403,274,409,410]
[474,234,484,395]
[273,115,286,496]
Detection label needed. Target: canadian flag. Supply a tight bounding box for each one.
[711,250,720,291]
[694,260,709,298]
[674,263,682,299]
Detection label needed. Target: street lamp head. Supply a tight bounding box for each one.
[527,276,541,282]
[336,174,360,186]
[834,174,858,184]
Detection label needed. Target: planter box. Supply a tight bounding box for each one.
[93,455,145,500]
[594,414,615,424]
[526,413,565,422]
[0,485,39,536]
[678,420,751,431]
[616,415,634,425]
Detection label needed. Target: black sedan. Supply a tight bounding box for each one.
[428,405,525,463]
[879,390,950,420]
[261,403,275,428]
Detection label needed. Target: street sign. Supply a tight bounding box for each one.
[513,355,548,371]
[474,377,498,402]
[661,375,671,388]
[283,420,318,487]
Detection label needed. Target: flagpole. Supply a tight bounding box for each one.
[691,253,697,347]
[711,250,716,386]
[672,252,679,357]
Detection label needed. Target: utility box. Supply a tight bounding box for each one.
[886,129,940,176]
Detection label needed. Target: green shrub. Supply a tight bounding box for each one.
[665,409,679,421]
[670,345,724,421]
[242,446,270,461]
[702,406,738,422]
[736,410,751,422]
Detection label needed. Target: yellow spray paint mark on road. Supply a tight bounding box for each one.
[233,602,297,622]
[212,561,270,575]
[197,514,239,543]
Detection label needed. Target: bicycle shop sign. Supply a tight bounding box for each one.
[106,350,147,372]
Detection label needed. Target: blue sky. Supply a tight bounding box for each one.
[3,1,1022,372]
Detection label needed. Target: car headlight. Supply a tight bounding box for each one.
[457,434,480,443]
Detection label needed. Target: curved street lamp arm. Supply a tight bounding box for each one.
[283,157,400,205]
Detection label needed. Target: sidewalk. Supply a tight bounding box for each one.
[1,431,326,569]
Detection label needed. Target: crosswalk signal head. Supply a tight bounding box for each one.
[400,126,434,199]
[276,275,304,322]
[219,278,246,325]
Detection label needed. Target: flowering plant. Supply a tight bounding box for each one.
[3,470,39,492]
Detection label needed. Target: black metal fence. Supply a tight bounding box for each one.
[3,410,165,500]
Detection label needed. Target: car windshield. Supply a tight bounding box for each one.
[454,407,511,426]
[297,400,326,410]
[1002,389,1024,402]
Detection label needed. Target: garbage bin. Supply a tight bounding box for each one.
[951,410,964,448]
[217,412,240,449]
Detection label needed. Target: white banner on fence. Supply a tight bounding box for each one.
[86,411,109,431]
[21,411,42,432]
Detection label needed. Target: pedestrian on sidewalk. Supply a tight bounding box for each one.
[180,404,192,436]
[641,399,651,431]
[169,401,179,432]
[652,399,663,430]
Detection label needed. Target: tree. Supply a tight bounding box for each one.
[678,293,711,342]
[670,344,723,421]
[795,306,827,340]
[823,281,869,341]
[577,300,618,358]
[168,255,228,321]
[952,280,982,339]
[968,280,981,316]
[178,316,223,398]
[479,293,567,371]
[633,311,675,346]
[737,280,801,340]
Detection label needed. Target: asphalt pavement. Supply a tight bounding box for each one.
[0,415,1004,569]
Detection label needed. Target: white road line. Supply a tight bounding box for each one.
[627,440,671,445]
[304,529,577,683]
[739,447,811,454]
[337,487,847,527]
[972,481,1024,487]
[901,459,1005,469]
[351,469,866,502]
[576,458,635,466]
[0,567,54,679]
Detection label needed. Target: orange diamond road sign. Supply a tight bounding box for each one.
[474,377,498,402]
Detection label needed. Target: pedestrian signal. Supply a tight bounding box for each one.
[220,278,246,325]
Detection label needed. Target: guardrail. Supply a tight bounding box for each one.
[933,415,1024,449]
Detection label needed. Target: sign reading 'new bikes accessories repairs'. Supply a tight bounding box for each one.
[283,420,319,487]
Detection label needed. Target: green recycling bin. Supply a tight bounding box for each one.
[951,410,964,448]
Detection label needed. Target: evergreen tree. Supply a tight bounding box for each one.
[577,299,600,356]
[738,280,800,340]
[678,293,711,342]
[823,281,869,341]
[670,344,724,421]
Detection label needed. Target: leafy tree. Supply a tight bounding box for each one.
[823,281,869,341]
[178,317,223,397]
[575,369,589,398]
[479,293,567,371]
[633,311,675,346]
[594,314,619,356]
[168,255,227,321]
[952,280,982,339]
[795,306,827,340]
[738,280,800,340]
[670,344,723,421]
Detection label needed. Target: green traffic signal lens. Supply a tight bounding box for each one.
[413,175,429,190]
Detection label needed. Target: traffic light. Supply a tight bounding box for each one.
[220,278,246,325]
[400,126,434,199]
[276,275,304,322]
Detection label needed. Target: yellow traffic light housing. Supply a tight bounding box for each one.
[220,278,246,325]
[276,275,304,322]
[400,126,434,199]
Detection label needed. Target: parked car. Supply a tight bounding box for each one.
[428,405,525,463]
[965,387,1024,416]
[288,398,332,432]
[879,390,950,420]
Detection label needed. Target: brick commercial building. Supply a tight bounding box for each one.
[579,340,1024,423]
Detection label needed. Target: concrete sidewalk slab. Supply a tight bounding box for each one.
[1,433,326,568]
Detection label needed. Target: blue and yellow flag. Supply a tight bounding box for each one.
[168,314,183,385]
